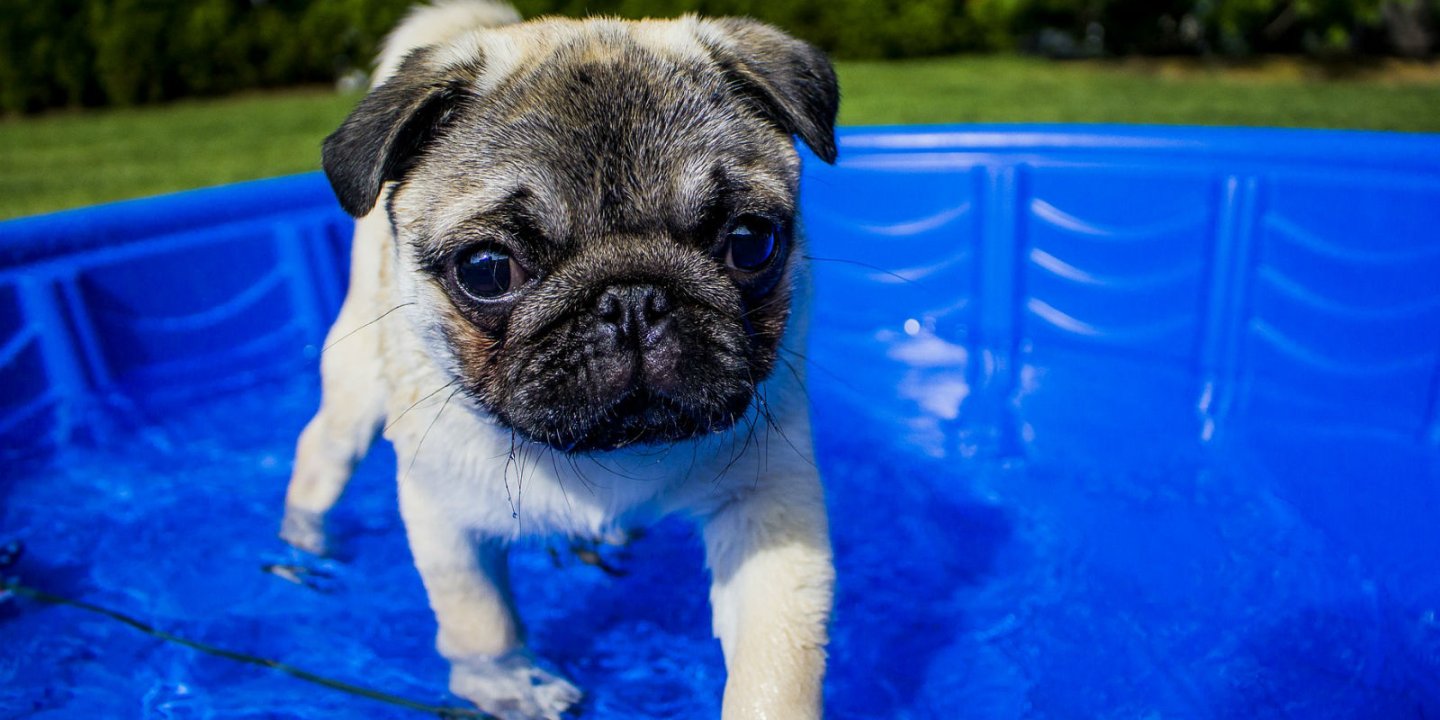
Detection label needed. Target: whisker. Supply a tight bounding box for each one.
[383,380,460,434]
[321,303,415,354]
[778,344,854,395]
[742,293,790,318]
[402,385,461,485]
[547,442,573,512]
[711,406,759,484]
[754,388,816,469]
[587,454,646,481]
[684,433,702,485]
[760,387,773,478]
[753,404,766,489]
[802,255,916,284]
[566,453,600,494]
[773,352,811,400]
[515,436,541,536]
[504,430,520,525]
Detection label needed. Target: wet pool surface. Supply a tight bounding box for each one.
[5,332,1439,719]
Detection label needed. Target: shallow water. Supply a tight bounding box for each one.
[4,325,1440,718]
[7,124,1440,718]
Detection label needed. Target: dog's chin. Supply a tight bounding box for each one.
[505,388,754,454]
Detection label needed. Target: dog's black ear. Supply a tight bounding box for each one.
[703,18,840,164]
[322,49,479,217]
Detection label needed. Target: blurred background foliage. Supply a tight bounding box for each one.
[1,0,1437,114]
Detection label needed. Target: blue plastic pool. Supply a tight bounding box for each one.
[3,125,1440,718]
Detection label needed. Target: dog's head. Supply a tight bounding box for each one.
[322,16,838,452]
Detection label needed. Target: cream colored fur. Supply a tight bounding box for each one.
[283,4,833,719]
[373,0,522,84]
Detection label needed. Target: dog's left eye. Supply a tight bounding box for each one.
[724,216,781,272]
[455,245,527,300]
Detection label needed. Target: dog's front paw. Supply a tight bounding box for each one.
[449,652,582,720]
[279,505,331,556]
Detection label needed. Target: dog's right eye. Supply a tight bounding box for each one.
[454,245,527,300]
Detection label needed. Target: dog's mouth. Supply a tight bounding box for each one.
[523,387,752,454]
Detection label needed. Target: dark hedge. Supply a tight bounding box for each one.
[1,0,1434,113]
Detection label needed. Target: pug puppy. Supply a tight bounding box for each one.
[280,2,838,718]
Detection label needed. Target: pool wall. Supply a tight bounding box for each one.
[4,125,1439,456]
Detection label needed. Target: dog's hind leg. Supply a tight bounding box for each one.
[281,222,389,556]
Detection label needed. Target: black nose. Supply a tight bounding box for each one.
[594,284,672,345]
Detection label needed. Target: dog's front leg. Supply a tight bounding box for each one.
[398,479,581,720]
[704,474,834,720]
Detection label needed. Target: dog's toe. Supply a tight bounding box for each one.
[449,652,582,720]
[262,545,341,592]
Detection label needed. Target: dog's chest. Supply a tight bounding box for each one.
[399,406,720,540]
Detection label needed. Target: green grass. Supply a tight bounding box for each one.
[838,55,1440,129]
[0,88,360,219]
[3,55,1439,218]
